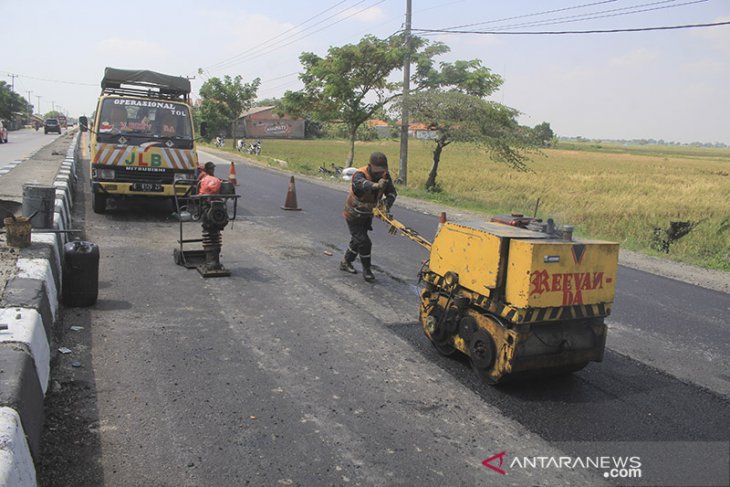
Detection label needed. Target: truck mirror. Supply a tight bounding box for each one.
[200,122,208,137]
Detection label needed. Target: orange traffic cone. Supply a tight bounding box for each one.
[228,162,238,186]
[437,211,447,233]
[281,176,302,211]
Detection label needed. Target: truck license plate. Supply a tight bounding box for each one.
[131,183,163,192]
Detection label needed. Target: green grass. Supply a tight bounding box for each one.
[203,139,730,272]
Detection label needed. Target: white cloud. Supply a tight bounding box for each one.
[338,5,386,22]
[608,48,658,68]
[95,38,166,58]
[691,16,730,54]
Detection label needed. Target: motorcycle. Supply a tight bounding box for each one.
[248,141,261,155]
[318,164,344,177]
[214,136,225,148]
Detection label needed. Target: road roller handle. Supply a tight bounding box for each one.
[374,204,433,251]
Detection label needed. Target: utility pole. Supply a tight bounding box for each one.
[397,0,412,185]
[8,74,18,127]
[36,95,42,117]
[26,90,33,117]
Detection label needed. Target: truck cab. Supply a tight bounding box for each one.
[90,68,199,213]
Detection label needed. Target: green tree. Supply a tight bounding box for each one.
[531,122,554,147]
[405,90,532,191]
[281,34,448,167]
[198,74,260,149]
[398,58,533,190]
[0,81,28,122]
[415,59,503,97]
[255,97,280,107]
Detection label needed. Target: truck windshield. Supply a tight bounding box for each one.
[97,98,193,139]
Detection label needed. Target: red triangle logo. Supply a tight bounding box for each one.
[482,451,507,475]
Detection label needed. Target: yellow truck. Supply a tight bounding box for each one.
[375,208,619,384]
[89,68,201,213]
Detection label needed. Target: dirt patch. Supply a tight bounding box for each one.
[38,374,103,486]
[0,237,20,295]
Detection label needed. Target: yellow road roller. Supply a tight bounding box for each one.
[375,207,619,384]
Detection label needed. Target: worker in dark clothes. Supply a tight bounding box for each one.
[340,152,397,282]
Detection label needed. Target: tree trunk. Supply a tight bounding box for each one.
[230,121,236,150]
[346,127,357,167]
[425,142,444,190]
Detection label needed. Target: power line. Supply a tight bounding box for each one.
[432,0,618,31]
[261,72,300,83]
[259,79,303,95]
[465,0,709,33]
[413,20,730,36]
[206,0,352,71]
[212,0,387,72]
[208,0,376,72]
[256,26,404,98]
[0,70,96,87]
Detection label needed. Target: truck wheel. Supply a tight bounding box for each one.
[92,192,106,213]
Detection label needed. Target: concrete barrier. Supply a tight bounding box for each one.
[0,408,36,486]
[0,131,80,486]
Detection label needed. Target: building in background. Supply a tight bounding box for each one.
[238,106,304,139]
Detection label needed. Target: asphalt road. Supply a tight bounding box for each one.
[0,127,67,162]
[38,149,729,487]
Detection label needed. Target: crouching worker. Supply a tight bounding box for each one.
[198,161,222,195]
[340,152,397,282]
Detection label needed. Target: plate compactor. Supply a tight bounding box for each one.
[374,206,619,384]
[172,179,240,277]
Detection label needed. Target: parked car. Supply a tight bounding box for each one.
[44,118,62,134]
[0,120,8,143]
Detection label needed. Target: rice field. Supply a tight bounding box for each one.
[207,138,730,271]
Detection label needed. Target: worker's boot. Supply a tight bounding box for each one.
[340,249,358,274]
[361,256,375,282]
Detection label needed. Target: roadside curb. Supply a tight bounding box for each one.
[0,132,80,486]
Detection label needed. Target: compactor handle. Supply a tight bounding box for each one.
[373,204,432,251]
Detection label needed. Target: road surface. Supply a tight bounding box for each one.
[38,149,730,487]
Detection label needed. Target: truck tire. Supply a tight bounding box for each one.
[92,192,106,214]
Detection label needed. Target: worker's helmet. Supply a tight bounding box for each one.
[369,152,388,175]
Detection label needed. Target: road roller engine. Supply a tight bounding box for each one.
[374,206,619,384]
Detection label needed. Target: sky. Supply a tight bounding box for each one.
[2,0,729,144]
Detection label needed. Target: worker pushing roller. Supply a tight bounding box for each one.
[374,205,619,384]
[340,152,397,282]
